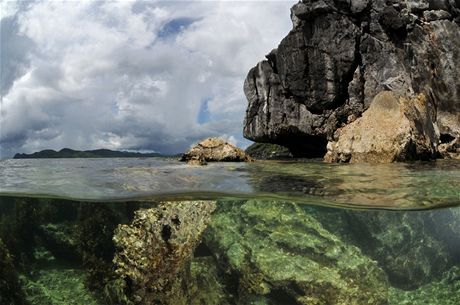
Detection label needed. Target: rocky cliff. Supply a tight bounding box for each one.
[243,0,460,159]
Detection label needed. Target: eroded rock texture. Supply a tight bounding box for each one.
[113,200,216,304]
[324,91,439,162]
[243,0,460,158]
[181,138,252,165]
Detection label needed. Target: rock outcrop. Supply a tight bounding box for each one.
[324,91,439,163]
[243,0,460,159]
[181,138,252,165]
[204,200,389,305]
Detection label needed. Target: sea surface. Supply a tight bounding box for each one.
[0,158,459,305]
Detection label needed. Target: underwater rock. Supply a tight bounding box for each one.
[187,257,231,305]
[113,200,216,304]
[204,200,389,305]
[243,0,460,159]
[314,207,460,290]
[389,265,460,305]
[324,91,439,163]
[180,138,253,164]
[77,203,123,294]
[0,238,27,305]
[245,142,293,160]
[21,268,100,305]
[37,223,80,262]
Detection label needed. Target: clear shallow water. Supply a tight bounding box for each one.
[0,158,460,305]
[0,158,459,209]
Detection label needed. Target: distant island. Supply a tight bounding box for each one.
[13,148,165,159]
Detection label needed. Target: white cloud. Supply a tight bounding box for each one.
[0,0,295,157]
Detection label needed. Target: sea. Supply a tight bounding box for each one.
[0,157,459,305]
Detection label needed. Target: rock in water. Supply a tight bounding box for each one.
[204,200,389,305]
[181,138,252,164]
[113,200,216,304]
[243,0,460,159]
[324,91,439,163]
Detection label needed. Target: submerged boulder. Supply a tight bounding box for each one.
[243,0,460,159]
[113,200,216,304]
[204,200,389,305]
[181,138,252,164]
[324,91,439,163]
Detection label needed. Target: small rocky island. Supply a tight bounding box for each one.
[243,0,460,162]
[181,138,253,165]
[13,148,163,159]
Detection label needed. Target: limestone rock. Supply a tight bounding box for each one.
[113,200,216,304]
[204,200,389,305]
[181,138,252,164]
[324,91,439,163]
[439,136,460,159]
[243,0,460,158]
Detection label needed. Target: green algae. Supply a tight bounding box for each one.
[204,200,389,305]
[389,266,460,305]
[1,196,460,305]
[21,268,100,305]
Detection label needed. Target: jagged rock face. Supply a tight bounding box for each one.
[324,91,439,163]
[243,0,460,157]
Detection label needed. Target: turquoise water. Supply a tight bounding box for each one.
[1,158,459,304]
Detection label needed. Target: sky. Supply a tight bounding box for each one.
[0,0,295,158]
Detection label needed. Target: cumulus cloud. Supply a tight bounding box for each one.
[0,0,295,157]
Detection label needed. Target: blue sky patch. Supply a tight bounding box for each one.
[197,99,211,124]
[158,17,199,40]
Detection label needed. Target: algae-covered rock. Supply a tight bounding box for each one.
[113,200,216,304]
[0,238,27,305]
[313,207,460,290]
[389,266,460,305]
[188,257,231,305]
[245,142,293,160]
[181,138,253,164]
[21,268,100,305]
[204,200,389,305]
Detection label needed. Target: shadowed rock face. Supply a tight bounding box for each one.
[243,0,460,158]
